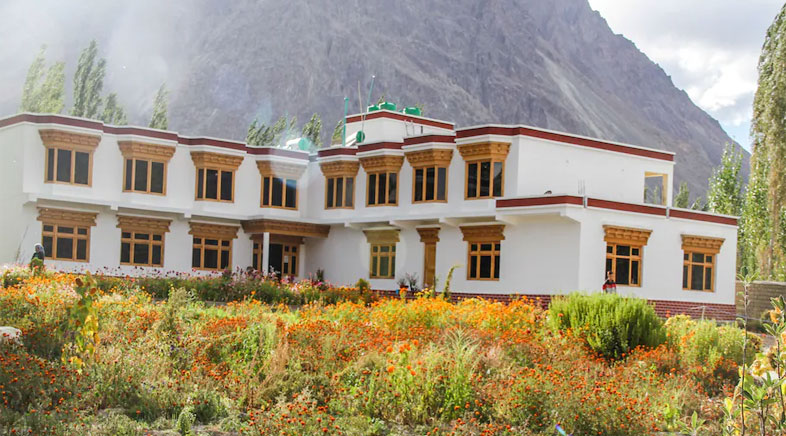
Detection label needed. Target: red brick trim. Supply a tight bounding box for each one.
[670,209,738,226]
[586,198,667,216]
[457,125,674,162]
[403,135,456,146]
[346,110,454,130]
[318,147,358,157]
[497,195,584,208]
[357,141,404,152]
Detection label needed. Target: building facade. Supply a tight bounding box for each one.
[0,110,738,318]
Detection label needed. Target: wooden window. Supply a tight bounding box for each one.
[460,224,505,281]
[603,226,652,288]
[37,208,97,262]
[121,232,164,267]
[261,176,298,209]
[468,242,501,280]
[370,244,396,279]
[196,167,234,201]
[414,166,448,202]
[367,172,398,206]
[40,130,100,187]
[681,235,724,292]
[189,222,239,271]
[605,243,642,286]
[124,158,166,194]
[325,176,355,209]
[466,160,504,199]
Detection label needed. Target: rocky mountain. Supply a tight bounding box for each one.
[3,0,747,197]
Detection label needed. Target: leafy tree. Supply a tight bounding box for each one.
[332,119,344,145]
[706,144,744,216]
[20,45,65,114]
[673,182,690,208]
[71,40,106,119]
[247,115,287,147]
[100,93,127,125]
[741,155,772,275]
[149,84,168,130]
[301,113,323,150]
[691,196,707,212]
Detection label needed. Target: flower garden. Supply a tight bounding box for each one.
[0,266,769,435]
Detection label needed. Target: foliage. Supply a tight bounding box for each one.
[301,112,323,150]
[741,153,772,276]
[332,119,344,145]
[548,292,666,359]
[20,45,65,114]
[62,275,102,370]
[707,143,744,216]
[247,115,289,147]
[674,181,691,208]
[149,83,168,130]
[71,40,106,119]
[100,92,128,125]
[442,264,460,301]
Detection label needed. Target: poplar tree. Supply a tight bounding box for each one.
[100,93,128,125]
[71,40,106,119]
[301,113,323,149]
[673,182,690,209]
[706,144,744,216]
[332,119,344,145]
[20,46,65,114]
[149,84,169,130]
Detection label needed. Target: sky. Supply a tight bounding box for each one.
[588,0,783,151]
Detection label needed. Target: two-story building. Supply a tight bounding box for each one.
[0,109,739,318]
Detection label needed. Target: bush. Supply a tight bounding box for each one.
[548,293,666,359]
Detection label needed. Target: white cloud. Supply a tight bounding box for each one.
[588,0,782,150]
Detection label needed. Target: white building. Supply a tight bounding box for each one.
[0,110,738,319]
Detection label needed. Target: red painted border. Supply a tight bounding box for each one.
[496,195,583,208]
[586,198,667,216]
[318,147,358,158]
[0,113,310,161]
[457,125,675,162]
[670,209,738,226]
[346,111,454,130]
[403,134,456,146]
[357,141,403,152]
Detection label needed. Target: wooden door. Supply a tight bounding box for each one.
[423,242,436,288]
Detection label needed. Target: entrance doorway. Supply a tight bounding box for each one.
[268,242,298,277]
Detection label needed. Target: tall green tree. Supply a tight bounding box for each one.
[149,84,168,130]
[247,115,287,147]
[741,154,772,276]
[301,113,323,150]
[20,46,65,113]
[673,182,690,208]
[100,93,127,125]
[706,144,744,216]
[332,119,344,145]
[71,40,106,119]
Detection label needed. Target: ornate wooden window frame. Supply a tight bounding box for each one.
[117,215,172,267]
[360,155,404,207]
[119,141,176,195]
[364,229,400,279]
[603,225,651,287]
[191,151,244,203]
[405,149,453,204]
[256,160,306,210]
[320,160,360,210]
[37,208,97,262]
[40,129,101,187]
[681,235,724,292]
[188,222,239,271]
[457,141,510,200]
[460,224,505,281]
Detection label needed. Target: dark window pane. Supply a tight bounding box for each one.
[378,173,387,204]
[47,148,55,181]
[77,228,87,235]
[285,179,297,208]
[56,237,73,259]
[346,178,354,207]
[220,171,233,201]
[221,240,230,247]
[43,225,54,232]
[426,167,435,201]
[470,255,477,278]
[607,245,613,254]
[631,260,639,285]
[271,177,283,206]
[205,239,218,246]
[615,258,630,285]
[135,233,150,240]
[437,167,447,200]
[197,169,204,198]
[368,174,377,205]
[204,248,218,269]
[683,265,689,288]
[480,243,492,251]
[705,267,712,290]
[121,242,130,263]
[193,237,201,244]
[134,160,147,192]
[252,253,258,270]
[616,245,631,256]
[606,258,613,275]
[706,255,713,263]
[73,151,89,185]
[133,243,149,264]
[371,255,378,276]
[206,169,218,199]
[414,169,423,202]
[335,177,343,207]
[494,255,500,279]
[192,247,201,268]
[58,226,73,234]
[151,162,164,193]
[152,234,162,241]
[391,254,395,276]
[263,177,271,205]
[122,232,131,239]
[56,149,72,182]
[291,255,297,275]
[632,248,640,256]
[388,173,397,204]
[684,253,689,261]
[493,162,503,197]
[494,243,501,251]
[471,243,477,251]
[326,178,334,208]
[479,161,491,197]
[43,236,53,257]
[691,253,704,263]
[220,250,230,269]
[125,159,133,190]
[691,265,704,290]
[480,255,492,278]
[379,256,389,277]
[152,245,162,266]
[380,245,389,253]
[467,163,478,197]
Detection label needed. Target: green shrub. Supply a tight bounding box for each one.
[355,278,371,292]
[548,292,666,359]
